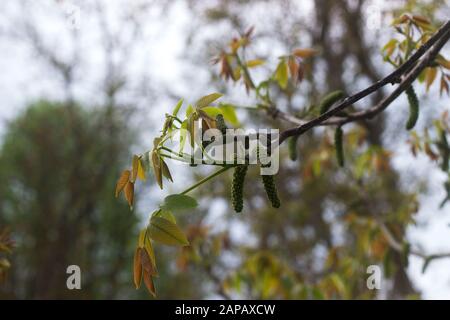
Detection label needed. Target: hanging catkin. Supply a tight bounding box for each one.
[335,126,345,167]
[405,85,419,130]
[231,165,248,212]
[288,136,299,161]
[261,173,281,208]
[319,90,345,114]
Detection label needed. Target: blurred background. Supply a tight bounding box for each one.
[0,0,449,299]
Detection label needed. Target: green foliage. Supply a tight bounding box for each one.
[148,216,190,246]
[161,194,198,212]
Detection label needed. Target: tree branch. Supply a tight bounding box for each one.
[278,20,450,144]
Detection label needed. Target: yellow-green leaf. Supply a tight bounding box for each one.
[195,93,223,109]
[151,151,163,189]
[185,104,194,117]
[161,159,173,183]
[137,158,146,181]
[275,59,288,89]
[138,229,146,248]
[131,155,139,182]
[436,55,450,70]
[246,59,265,68]
[144,235,157,268]
[148,216,189,246]
[172,98,183,117]
[425,67,437,92]
[152,209,177,224]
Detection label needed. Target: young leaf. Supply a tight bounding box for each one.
[151,151,163,189]
[138,229,146,248]
[152,209,177,224]
[172,98,183,117]
[161,194,198,212]
[133,247,143,289]
[148,216,189,246]
[195,93,223,109]
[131,155,139,183]
[185,104,194,117]
[144,234,157,268]
[137,158,146,181]
[293,48,317,58]
[246,59,265,68]
[143,270,156,297]
[124,181,134,209]
[275,59,288,89]
[288,56,299,83]
[179,120,188,153]
[425,67,437,91]
[140,245,157,276]
[219,104,240,127]
[161,159,173,183]
[115,170,130,197]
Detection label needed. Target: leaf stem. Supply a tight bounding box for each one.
[180,166,233,195]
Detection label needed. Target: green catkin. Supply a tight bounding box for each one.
[319,90,345,114]
[215,114,227,135]
[231,165,248,212]
[288,136,299,161]
[405,85,419,130]
[261,173,281,208]
[335,126,345,167]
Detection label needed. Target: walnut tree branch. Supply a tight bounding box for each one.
[278,20,450,144]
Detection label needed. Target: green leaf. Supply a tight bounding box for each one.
[246,59,265,68]
[148,216,189,246]
[275,59,288,89]
[179,120,188,153]
[219,104,239,127]
[195,93,223,109]
[152,209,177,224]
[172,99,183,117]
[161,194,198,211]
[185,104,194,117]
[202,104,239,127]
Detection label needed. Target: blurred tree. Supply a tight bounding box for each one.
[0,100,143,299]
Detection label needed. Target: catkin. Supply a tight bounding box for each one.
[405,85,419,130]
[215,114,227,135]
[231,165,248,212]
[319,90,345,114]
[261,173,281,208]
[335,126,345,167]
[288,136,299,161]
